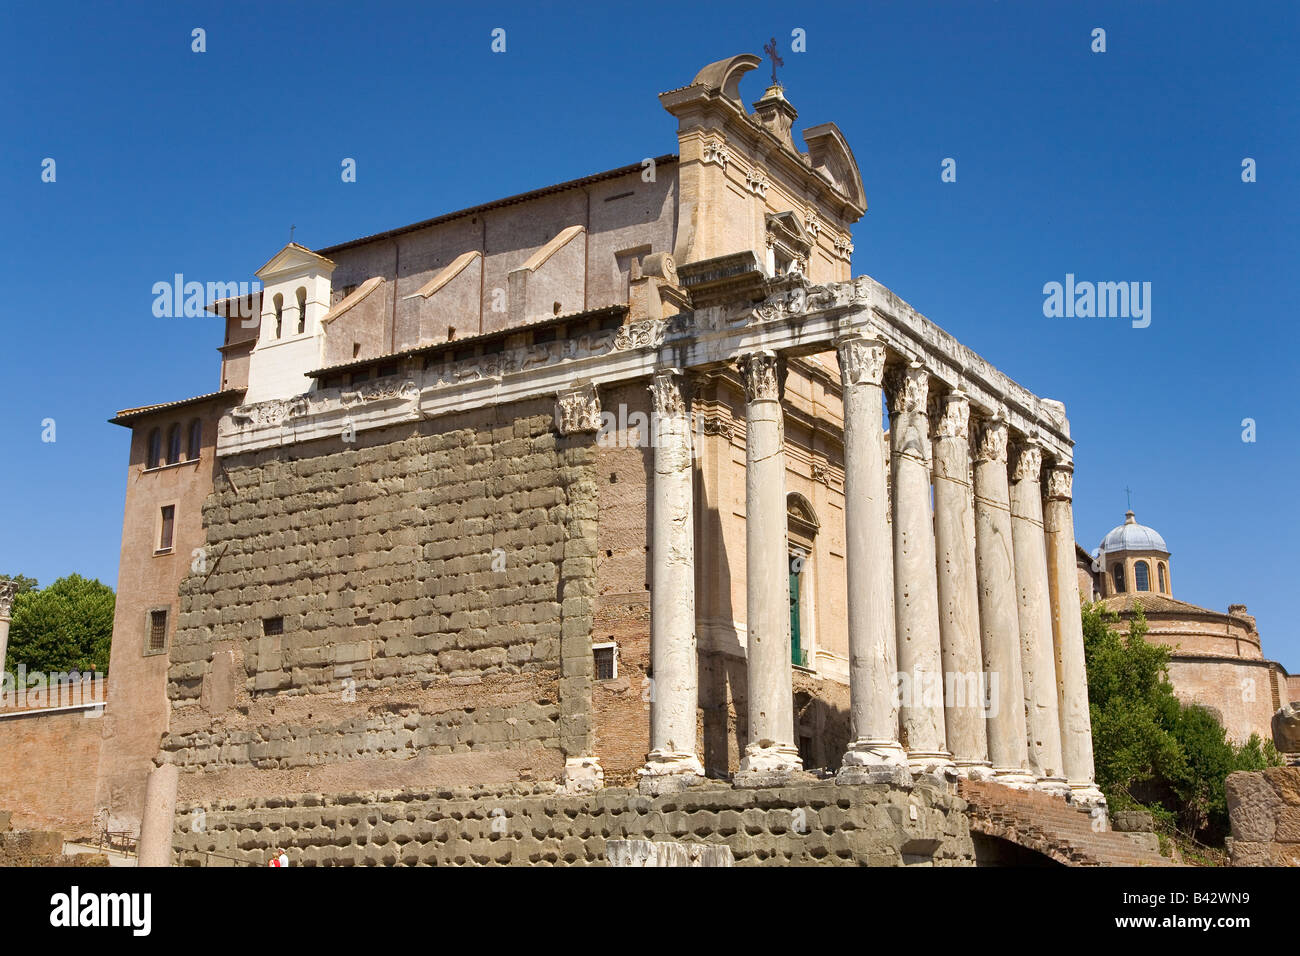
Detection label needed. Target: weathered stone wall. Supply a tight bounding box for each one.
[172,778,974,866]
[1226,767,1300,866]
[161,398,598,804]
[1166,657,1282,745]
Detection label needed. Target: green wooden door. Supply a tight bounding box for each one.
[789,565,802,666]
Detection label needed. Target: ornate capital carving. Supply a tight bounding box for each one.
[973,417,1009,465]
[648,369,689,418]
[884,362,929,417]
[702,136,729,169]
[737,350,783,403]
[931,391,970,440]
[0,580,17,618]
[836,335,887,388]
[612,319,664,351]
[1045,464,1074,501]
[555,383,601,435]
[1010,441,1043,484]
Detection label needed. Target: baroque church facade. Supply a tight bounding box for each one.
[94,53,1116,847]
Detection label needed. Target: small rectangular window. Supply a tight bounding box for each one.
[263,616,284,637]
[158,505,175,552]
[593,643,617,681]
[148,610,168,653]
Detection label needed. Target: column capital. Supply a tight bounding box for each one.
[1044,462,1074,501]
[1009,440,1043,484]
[973,416,1009,465]
[930,390,970,440]
[884,361,929,417]
[835,334,888,388]
[555,382,601,435]
[737,349,784,403]
[648,368,690,418]
[0,580,17,619]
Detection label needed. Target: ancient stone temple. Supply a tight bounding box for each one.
[99,53,1110,862]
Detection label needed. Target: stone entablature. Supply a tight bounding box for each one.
[218,271,1074,465]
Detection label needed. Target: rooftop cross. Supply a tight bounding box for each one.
[1125,485,1132,510]
[763,36,784,87]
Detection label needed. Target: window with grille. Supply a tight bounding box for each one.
[263,616,284,637]
[593,643,617,681]
[148,610,168,652]
[158,505,175,552]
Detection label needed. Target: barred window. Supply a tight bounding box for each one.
[263,616,284,637]
[149,610,168,652]
[593,643,617,681]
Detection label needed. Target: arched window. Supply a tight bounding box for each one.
[187,418,202,461]
[146,428,162,468]
[296,287,307,335]
[273,293,284,338]
[1135,560,1150,592]
[166,423,182,465]
[1112,564,1125,593]
[1158,563,1167,593]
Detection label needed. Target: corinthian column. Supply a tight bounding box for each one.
[886,362,952,774]
[931,392,992,779]
[0,579,15,674]
[735,350,801,783]
[1009,439,1068,794]
[972,416,1034,786]
[834,335,909,786]
[640,369,705,791]
[1043,462,1106,807]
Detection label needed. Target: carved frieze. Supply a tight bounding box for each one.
[613,320,664,351]
[555,383,601,435]
[701,416,733,439]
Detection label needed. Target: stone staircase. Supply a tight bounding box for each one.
[958,780,1177,866]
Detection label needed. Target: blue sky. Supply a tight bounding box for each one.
[1,2,1296,664]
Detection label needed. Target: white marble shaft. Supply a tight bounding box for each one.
[737,350,801,775]
[930,392,992,778]
[972,417,1034,784]
[643,369,705,778]
[1009,441,1068,791]
[1043,464,1105,804]
[137,763,179,867]
[887,363,952,772]
[835,335,909,784]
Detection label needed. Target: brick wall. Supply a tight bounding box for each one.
[0,707,103,836]
[161,398,598,804]
[172,778,974,866]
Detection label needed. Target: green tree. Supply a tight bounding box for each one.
[6,574,115,675]
[1083,602,1280,844]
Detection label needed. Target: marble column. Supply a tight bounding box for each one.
[886,362,953,774]
[835,334,910,786]
[972,416,1034,786]
[0,580,15,675]
[1043,462,1106,807]
[137,762,179,867]
[1008,439,1069,794]
[736,350,801,782]
[931,392,992,779]
[640,369,705,789]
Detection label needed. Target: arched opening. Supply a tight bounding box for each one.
[296,287,307,334]
[273,293,284,338]
[166,423,182,465]
[1158,562,1168,593]
[187,418,202,461]
[1135,560,1150,592]
[146,428,162,468]
[1112,563,1125,594]
[787,492,819,670]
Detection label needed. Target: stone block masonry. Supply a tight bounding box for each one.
[172,779,974,866]
[162,398,598,803]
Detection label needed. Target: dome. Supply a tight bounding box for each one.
[1099,511,1168,554]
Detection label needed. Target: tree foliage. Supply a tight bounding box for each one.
[1083,602,1280,843]
[5,574,115,675]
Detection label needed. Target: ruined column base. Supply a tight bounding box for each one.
[1066,782,1109,810]
[734,742,803,788]
[561,756,605,794]
[837,739,912,786]
[991,767,1039,789]
[953,760,996,782]
[137,762,179,868]
[637,751,705,795]
[905,749,956,777]
[1035,775,1071,798]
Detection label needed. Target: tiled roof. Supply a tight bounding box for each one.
[1096,592,1223,617]
[109,388,245,426]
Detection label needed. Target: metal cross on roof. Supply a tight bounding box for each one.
[763,37,783,86]
[1125,485,1132,510]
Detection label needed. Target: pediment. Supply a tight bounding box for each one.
[255,242,336,281]
[803,122,867,211]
